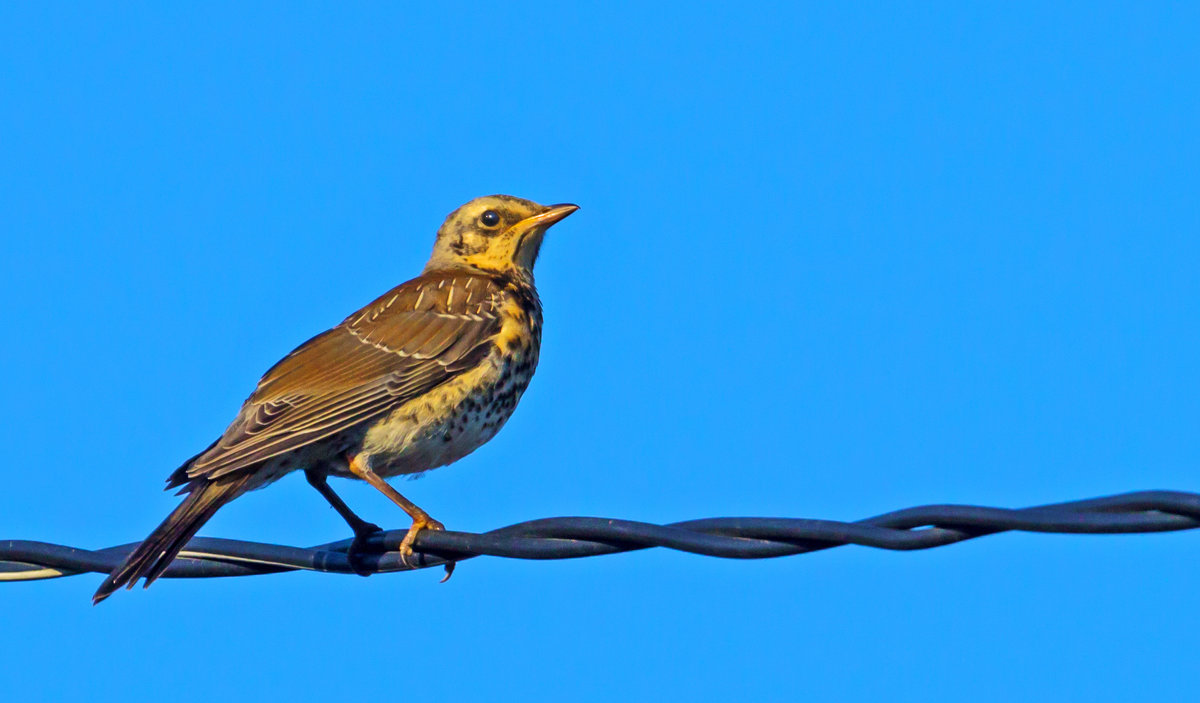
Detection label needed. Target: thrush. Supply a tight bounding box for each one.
[92,194,577,604]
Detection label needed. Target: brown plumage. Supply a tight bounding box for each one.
[93,195,577,604]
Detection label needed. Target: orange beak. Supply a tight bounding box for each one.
[519,203,579,230]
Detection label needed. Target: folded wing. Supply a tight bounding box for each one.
[172,272,504,485]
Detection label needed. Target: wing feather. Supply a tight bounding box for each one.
[175,271,505,484]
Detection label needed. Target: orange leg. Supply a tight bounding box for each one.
[346,454,454,581]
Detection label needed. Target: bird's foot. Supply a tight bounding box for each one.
[347,521,383,577]
[399,515,456,581]
[398,515,443,565]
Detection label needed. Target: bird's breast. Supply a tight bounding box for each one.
[357,289,541,477]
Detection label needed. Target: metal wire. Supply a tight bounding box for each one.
[2,490,1198,582]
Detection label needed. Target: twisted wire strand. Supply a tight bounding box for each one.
[2,490,1197,582]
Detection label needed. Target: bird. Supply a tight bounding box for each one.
[92,194,578,604]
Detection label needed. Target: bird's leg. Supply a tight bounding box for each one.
[345,454,454,581]
[304,468,381,576]
[305,468,381,536]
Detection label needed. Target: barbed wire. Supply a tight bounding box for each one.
[2,490,1197,583]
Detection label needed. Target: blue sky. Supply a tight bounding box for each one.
[1,3,1197,700]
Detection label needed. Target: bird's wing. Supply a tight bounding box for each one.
[177,271,505,483]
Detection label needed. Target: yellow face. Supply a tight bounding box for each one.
[426,195,578,276]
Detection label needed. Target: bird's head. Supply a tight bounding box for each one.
[425,195,578,278]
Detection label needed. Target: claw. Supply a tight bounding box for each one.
[347,522,383,577]
[398,515,444,567]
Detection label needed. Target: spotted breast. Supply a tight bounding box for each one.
[347,270,543,479]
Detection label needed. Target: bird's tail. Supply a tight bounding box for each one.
[92,474,250,605]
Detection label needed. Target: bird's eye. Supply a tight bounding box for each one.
[479,210,501,227]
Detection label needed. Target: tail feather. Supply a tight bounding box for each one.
[92,475,249,605]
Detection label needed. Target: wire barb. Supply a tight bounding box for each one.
[2,490,1198,583]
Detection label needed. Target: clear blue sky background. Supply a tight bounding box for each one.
[1,3,1197,700]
